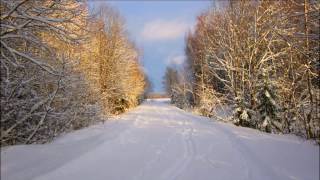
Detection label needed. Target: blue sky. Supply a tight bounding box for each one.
[89,0,213,92]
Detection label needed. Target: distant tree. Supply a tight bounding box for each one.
[163,67,179,98]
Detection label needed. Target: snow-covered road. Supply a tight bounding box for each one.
[1,99,319,180]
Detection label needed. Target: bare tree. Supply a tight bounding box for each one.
[181,0,319,139]
[0,1,148,146]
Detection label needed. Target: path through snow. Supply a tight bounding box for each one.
[1,99,319,180]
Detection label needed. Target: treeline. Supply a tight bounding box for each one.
[0,0,148,146]
[164,0,319,140]
[146,92,169,99]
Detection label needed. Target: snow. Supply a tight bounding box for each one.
[240,109,249,121]
[262,116,270,127]
[1,99,319,180]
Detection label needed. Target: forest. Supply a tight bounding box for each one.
[1,0,319,146]
[1,1,319,179]
[0,0,149,146]
[164,0,319,141]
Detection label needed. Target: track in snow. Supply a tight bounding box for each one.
[1,99,319,180]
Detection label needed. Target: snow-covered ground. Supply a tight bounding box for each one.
[1,99,319,180]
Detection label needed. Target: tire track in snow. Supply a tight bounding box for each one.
[132,109,177,180]
[159,112,197,180]
[2,99,317,180]
[211,121,284,180]
[173,113,252,180]
[184,115,252,179]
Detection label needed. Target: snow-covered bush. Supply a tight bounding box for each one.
[232,96,256,128]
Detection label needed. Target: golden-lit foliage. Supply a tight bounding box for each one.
[0,0,147,146]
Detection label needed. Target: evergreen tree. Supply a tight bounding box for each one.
[256,71,280,133]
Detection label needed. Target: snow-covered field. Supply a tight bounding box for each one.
[1,99,319,180]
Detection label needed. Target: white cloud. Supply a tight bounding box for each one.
[166,55,186,66]
[141,19,190,41]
